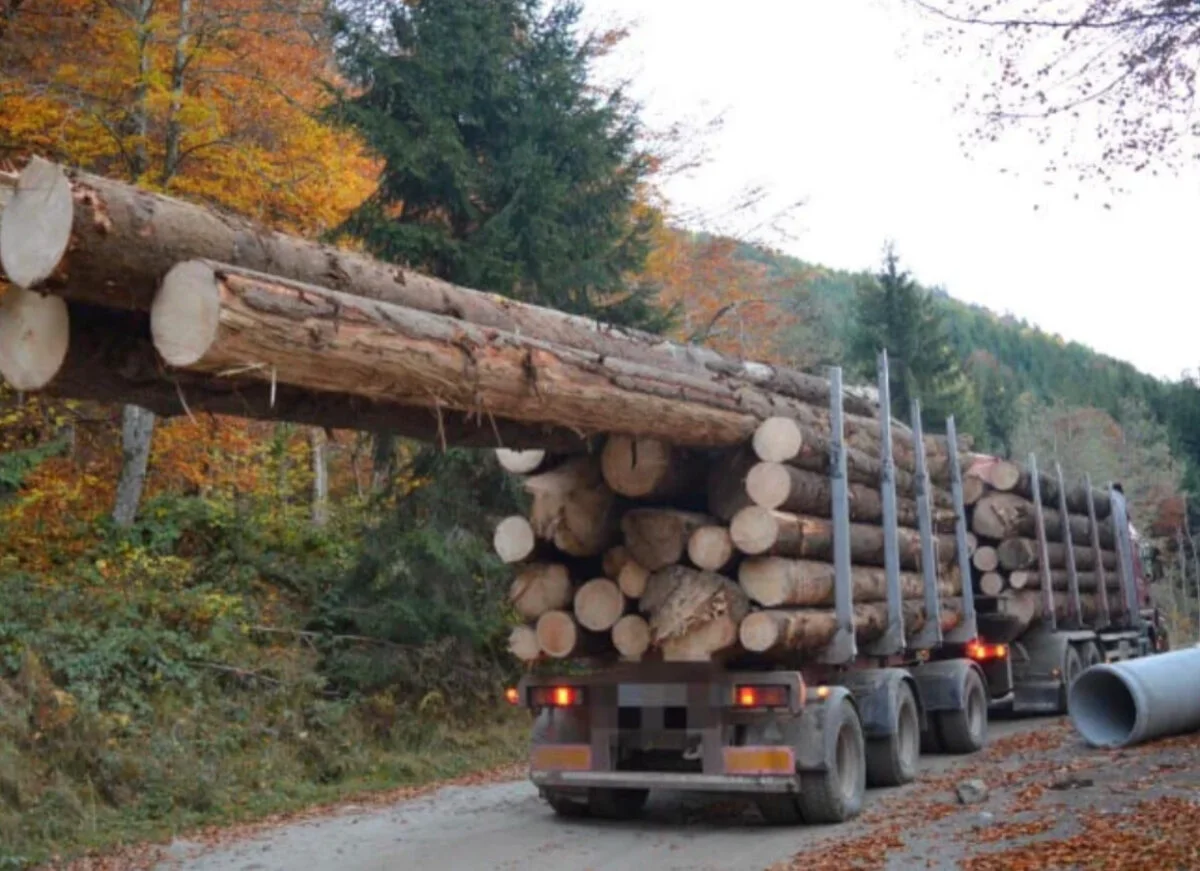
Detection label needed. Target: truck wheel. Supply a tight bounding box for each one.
[936,668,987,754]
[1059,645,1083,713]
[544,789,590,818]
[588,787,649,820]
[1079,641,1102,670]
[798,698,866,824]
[865,682,919,786]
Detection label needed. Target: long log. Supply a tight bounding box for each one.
[705,447,758,521]
[523,456,617,557]
[751,417,958,498]
[0,158,883,416]
[729,506,956,570]
[640,565,749,661]
[971,492,1115,548]
[745,461,955,531]
[996,537,1118,572]
[147,260,869,449]
[599,435,707,502]
[1005,468,1113,519]
[621,509,714,572]
[738,598,963,655]
[738,557,961,607]
[1008,569,1119,593]
[9,303,594,451]
[997,590,1101,636]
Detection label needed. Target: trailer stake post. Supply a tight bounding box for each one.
[864,350,904,656]
[820,365,857,664]
[909,398,943,649]
[1085,474,1110,628]
[943,414,975,643]
[1029,453,1057,631]
[1055,462,1082,629]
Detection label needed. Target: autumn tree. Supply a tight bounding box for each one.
[0,0,376,523]
[911,0,1200,185]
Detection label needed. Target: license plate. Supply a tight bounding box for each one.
[531,744,592,771]
[723,746,795,776]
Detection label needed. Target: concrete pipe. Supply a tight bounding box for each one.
[1068,645,1200,749]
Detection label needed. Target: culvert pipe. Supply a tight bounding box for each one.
[1068,645,1200,749]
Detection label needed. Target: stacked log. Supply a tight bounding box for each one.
[962,454,1124,635]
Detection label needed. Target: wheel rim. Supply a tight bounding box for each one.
[966,685,985,740]
[898,699,919,770]
[835,722,862,800]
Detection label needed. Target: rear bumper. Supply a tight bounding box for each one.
[532,769,801,794]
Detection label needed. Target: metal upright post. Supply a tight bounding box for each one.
[1084,475,1110,628]
[1028,453,1056,631]
[864,351,904,656]
[944,414,976,643]
[909,399,943,649]
[1055,462,1082,628]
[1110,485,1142,631]
[821,366,857,664]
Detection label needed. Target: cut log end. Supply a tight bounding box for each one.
[152,260,222,367]
[494,515,536,564]
[0,287,69,390]
[508,625,541,662]
[687,525,734,572]
[729,505,780,555]
[0,156,74,289]
[989,460,1022,492]
[495,448,547,474]
[738,611,787,653]
[508,563,572,620]
[752,416,803,463]
[618,560,650,599]
[978,571,1007,596]
[600,434,672,498]
[574,578,626,632]
[972,546,1000,573]
[535,610,578,659]
[611,614,651,660]
[745,461,793,510]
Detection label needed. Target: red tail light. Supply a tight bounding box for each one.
[529,685,585,707]
[734,685,789,708]
[967,640,1008,661]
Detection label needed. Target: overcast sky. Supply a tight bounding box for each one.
[579,0,1200,382]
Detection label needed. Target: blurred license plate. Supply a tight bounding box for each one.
[531,744,592,771]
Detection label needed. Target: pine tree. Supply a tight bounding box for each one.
[848,242,982,438]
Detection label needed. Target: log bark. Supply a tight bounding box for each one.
[739,598,963,655]
[599,435,707,502]
[729,506,956,570]
[611,614,651,661]
[1,158,883,414]
[640,566,749,661]
[31,304,595,452]
[0,286,69,391]
[751,417,956,501]
[738,557,961,607]
[1006,468,1112,519]
[971,492,1115,548]
[523,456,617,557]
[995,537,1118,572]
[687,525,736,572]
[149,260,857,449]
[509,563,573,620]
[494,516,537,564]
[1009,569,1118,593]
[745,461,955,530]
[621,508,714,572]
[978,572,1007,596]
[972,546,1000,573]
[602,545,631,580]
[508,625,541,663]
[535,610,609,659]
[997,590,1101,635]
[573,578,627,632]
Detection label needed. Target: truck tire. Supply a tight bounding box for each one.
[935,668,987,754]
[865,682,919,787]
[797,698,866,824]
[1059,645,1083,713]
[588,787,649,820]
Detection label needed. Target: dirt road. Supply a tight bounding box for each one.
[153,717,1067,871]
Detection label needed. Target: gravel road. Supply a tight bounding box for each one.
[154,717,1054,871]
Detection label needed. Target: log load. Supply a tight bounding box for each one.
[996,590,1101,636]
[738,557,961,608]
[739,598,963,655]
[729,506,957,570]
[744,461,956,530]
[971,492,1115,548]
[995,537,1118,573]
[0,157,885,417]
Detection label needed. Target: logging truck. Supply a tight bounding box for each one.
[504,361,1165,826]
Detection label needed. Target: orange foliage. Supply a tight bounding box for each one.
[643,223,803,364]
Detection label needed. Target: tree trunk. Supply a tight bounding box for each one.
[524,456,617,558]
[972,546,999,572]
[687,525,735,572]
[739,598,963,655]
[738,557,960,607]
[971,492,1115,548]
[729,506,956,569]
[640,565,749,661]
[751,417,955,501]
[31,305,592,453]
[573,578,627,632]
[745,461,955,530]
[0,159,883,415]
[508,563,573,620]
[112,404,155,527]
[995,537,1118,572]
[599,434,707,502]
[621,508,714,572]
[310,427,328,527]
[611,614,651,661]
[369,431,396,495]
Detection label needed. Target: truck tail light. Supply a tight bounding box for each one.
[734,685,789,708]
[504,687,520,705]
[529,685,585,707]
[967,640,1008,661]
